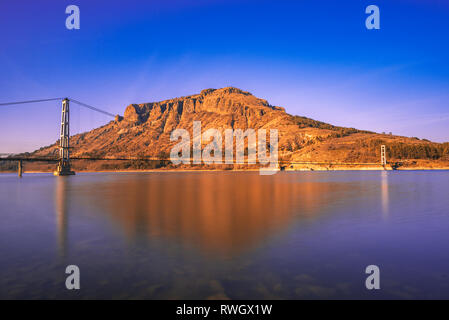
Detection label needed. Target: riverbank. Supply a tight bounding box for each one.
[2,166,449,175]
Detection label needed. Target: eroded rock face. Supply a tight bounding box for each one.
[123,87,284,125]
[124,104,149,124]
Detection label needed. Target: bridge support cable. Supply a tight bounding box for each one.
[0,98,64,107]
[0,97,117,118]
[69,99,116,118]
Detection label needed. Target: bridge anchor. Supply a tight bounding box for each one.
[54,98,75,176]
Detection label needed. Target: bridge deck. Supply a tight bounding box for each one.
[0,157,382,166]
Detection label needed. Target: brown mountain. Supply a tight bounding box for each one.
[27,87,449,171]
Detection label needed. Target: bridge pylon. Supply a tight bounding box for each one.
[381,145,387,167]
[54,98,75,176]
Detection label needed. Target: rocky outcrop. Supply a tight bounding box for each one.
[123,87,284,125]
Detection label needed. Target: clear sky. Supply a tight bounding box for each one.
[1,0,448,153]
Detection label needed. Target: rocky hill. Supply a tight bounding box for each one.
[14,87,449,171]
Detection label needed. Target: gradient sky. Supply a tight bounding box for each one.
[1,0,448,153]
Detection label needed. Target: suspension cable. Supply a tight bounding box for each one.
[0,98,64,106]
[0,97,117,118]
[69,99,116,118]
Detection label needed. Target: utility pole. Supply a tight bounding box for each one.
[54,98,75,176]
[381,145,387,167]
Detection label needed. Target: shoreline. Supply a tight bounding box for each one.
[2,166,449,175]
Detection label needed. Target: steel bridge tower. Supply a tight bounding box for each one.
[381,145,387,167]
[54,98,75,176]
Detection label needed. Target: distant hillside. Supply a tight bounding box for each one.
[10,87,449,171]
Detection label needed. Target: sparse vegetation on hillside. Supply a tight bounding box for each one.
[294,115,371,135]
[363,139,449,160]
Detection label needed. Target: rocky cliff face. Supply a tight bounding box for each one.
[30,87,449,170]
[123,87,285,130]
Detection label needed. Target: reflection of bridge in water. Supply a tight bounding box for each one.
[55,177,68,258]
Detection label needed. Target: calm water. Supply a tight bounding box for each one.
[0,171,448,299]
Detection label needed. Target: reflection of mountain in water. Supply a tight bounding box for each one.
[75,172,343,256]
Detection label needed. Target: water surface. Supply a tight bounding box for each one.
[1,171,448,299]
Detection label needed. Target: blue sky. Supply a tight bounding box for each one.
[1,0,448,153]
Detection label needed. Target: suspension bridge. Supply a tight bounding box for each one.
[0,97,391,177]
[0,97,126,176]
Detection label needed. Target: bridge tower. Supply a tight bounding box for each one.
[54,98,75,176]
[381,145,387,167]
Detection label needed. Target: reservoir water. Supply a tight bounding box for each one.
[1,171,448,299]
